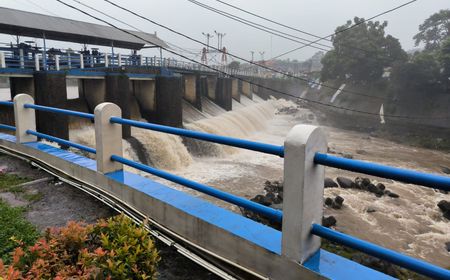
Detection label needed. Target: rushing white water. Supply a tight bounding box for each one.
[60,94,448,267]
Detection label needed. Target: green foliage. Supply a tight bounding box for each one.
[0,200,39,263]
[0,173,29,193]
[228,61,240,70]
[0,214,160,279]
[321,17,406,84]
[390,51,442,92]
[414,9,450,50]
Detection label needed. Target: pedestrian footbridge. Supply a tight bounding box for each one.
[0,95,449,280]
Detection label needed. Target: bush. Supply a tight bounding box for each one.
[0,200,39,263]
[0,214,160,279]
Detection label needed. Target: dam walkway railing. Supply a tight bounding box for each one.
[0,95,449,279]
[0,49,260,77]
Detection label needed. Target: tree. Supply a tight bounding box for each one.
[228,61,240,70]
[439,37,450,91]
[390,51,441,93]
[321,17,407,84]
[414,9,450,51]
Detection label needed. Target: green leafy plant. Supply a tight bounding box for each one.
[0,214,160,279]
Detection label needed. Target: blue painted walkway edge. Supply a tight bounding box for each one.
[0,132,393,279]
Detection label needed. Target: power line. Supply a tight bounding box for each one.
[71,0,199,57]
[271,0,418,60]
[212,0,399,63]
[101,0,390,101]
[215,0,326,42]
[54,0,448,121]
[187,0,332,52]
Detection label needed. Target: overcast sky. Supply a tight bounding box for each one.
[0,0,449,62]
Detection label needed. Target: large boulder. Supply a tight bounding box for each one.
[324,177,338,188]
[337,177,355,189]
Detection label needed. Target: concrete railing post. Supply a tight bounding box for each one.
[94,102,123,174]
[282,124,327,264]
[118,54,122,66]
[67,54,72,69]
[35,54,40,71]
[55,55,60,71]
[19,49,24,69]
[13,94,37,143]
[80,54,84,69]
[0,52,6,68]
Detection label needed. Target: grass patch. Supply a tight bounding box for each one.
[0,173,29,193]
[0,199,39,263]
[21,192,43,202]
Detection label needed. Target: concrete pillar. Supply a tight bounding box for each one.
[80,54,84,69]
[231,79,239,102]
[105,74,131,138]
[183,74,201,110]
[215,77,232,111]
[206,76,217,100]
[34,54,40,71]
[155,76,183,127]
[282,124,327,264]
[133,79,156,122]
[0,52,5,68]
[55,55,60,71]
[34,72,69,141]
[10,77,34,98]
[13,94,37,143]
[240,80,253,99]
[82,79,106,112]
[94,102,123,174]
[19,49,24,69]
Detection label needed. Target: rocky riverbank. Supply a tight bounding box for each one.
[242,179,444,279]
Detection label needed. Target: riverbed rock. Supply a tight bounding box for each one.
[251,195,272,206]
[367,184,383,196]
[322,216,337,227]
[387,192,399,198]
[263,180,283,193]
[438,200,450,220]
[437,200,450,212]
[366,207,377,213]
[376,183,386,191]
[342,153,353,159]
[441,166,450,174]
[325,197,333,206]
[333,196,344,209]
[337,177,355,189]
[324,177,338,188]
[355,177,371,189]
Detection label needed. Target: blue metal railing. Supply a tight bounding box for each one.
[311,224,450,280]
[26,130,96,154]
[111,155,283,222]
[314,153,450,191]
[0,101,13,107]
[110,117,285,157]
[1,102,449,279]
[24,104,95,120]
[0,124,15,131]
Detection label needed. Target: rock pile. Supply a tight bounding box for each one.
[326,177,400,198]
[437,200,450,220]
[241,180,338,230]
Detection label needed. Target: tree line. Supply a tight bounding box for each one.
[320,9,450,95]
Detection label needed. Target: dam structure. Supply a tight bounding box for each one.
[0,7,450,280]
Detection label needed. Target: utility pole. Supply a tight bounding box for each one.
[214,30,226,50]
[259,51,265,62]
[202,32,214,52]
[250,51,254,62]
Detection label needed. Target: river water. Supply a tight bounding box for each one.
[68,95,450,268]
